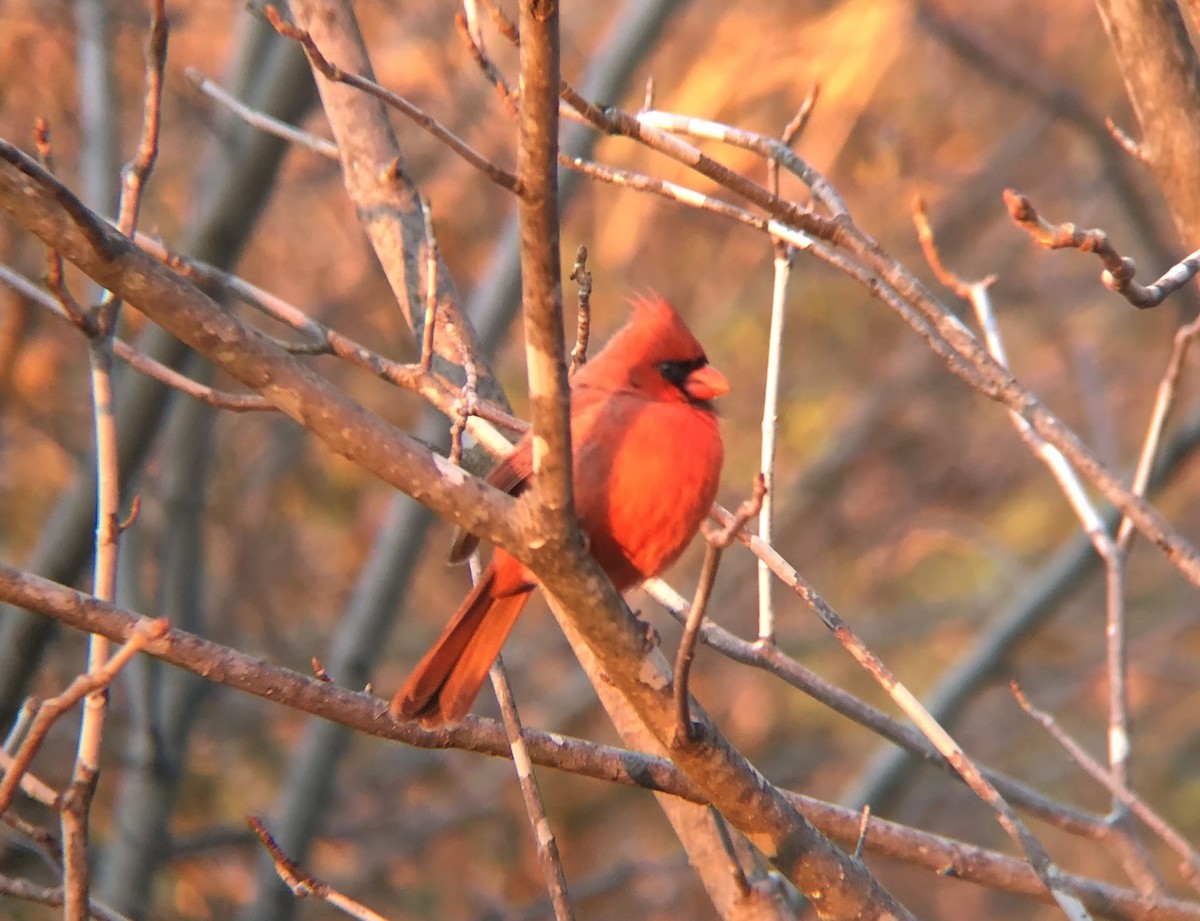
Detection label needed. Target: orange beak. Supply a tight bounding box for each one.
[683,364,730,403]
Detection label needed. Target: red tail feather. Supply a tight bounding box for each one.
[391,560,533,723]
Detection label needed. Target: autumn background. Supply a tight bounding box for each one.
[1,0,1199,920]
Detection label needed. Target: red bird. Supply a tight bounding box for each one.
[391,295,727,724]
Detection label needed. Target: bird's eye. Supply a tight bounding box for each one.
[657,357,707,387]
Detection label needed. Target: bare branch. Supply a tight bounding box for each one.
[1118,313,1200,551]
[185,66,339,159]
[98,0,167,333]
[0,619,168,816]
[248,817,393,921]
[1004,188,1200,309]
[1105,117,1150,162]
[769,85,820,198]
[0,263,275,411]
[265,5,521,194]
[490,656,577,921]
[0,872,132,921]
[673,476,765,742]
[709,506,1095,920]
[516,0,574,553]
[418,196,438,374]
[922,195,1133,813]
[568,245,592,373]
[758,242,792,645]
[1013,684,1200,890]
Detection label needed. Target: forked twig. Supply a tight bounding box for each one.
[0,619,168,816]
[264,5,521,193]
[1013,684,1200,891]
[673,476,765,743]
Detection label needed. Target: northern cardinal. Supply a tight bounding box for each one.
[391,294,727,724]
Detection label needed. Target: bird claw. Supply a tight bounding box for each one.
[634,616,659,652]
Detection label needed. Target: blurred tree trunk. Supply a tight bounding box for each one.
[0,27,317,729]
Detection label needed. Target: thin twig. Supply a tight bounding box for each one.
[152,240,518,439]
[674,476,765,742]
[1117,312,1200,551]
[708,506,1095,921]
[644,566,1110,839]
[185,66,339,159]
[248,817,393,921]
[0,747,58,806]
[768,84,819,198]
[632,109,847,217]
[854,805,872,861]
[454,11,520,119]
[0,263,274,411]
[99,0,167,333]
[419,196,438,374]
[913,195,996,296]
[758,240,791,645]
[127,235,523,444]
[66,334,126,919]
[2,696,38,753]
[568,245,592,373]
[1104,117,1150,163]
[0,872,133,921]
[3,809,63,870]
[490,655,577,921]
[33,119,93,334]
[1012,684,1200,890]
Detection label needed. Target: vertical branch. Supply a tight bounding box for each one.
[63,339,122,921]
[674,478,765,741]
[1116,314,1200,551]
[971,277,1130,810]
[758,246,791,645]
[489,656,577,921]
[62,4,166,912]
[99,0,167,332]
[568,244,592,373]
[516,0,574,542]
[418,196,438,373]
[1102,549,1130,806]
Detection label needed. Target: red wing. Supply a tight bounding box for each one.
[448,435,534,563]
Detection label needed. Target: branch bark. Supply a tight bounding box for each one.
[1093,0,1200,249]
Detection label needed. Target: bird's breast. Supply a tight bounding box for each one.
[572,393,723,590]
